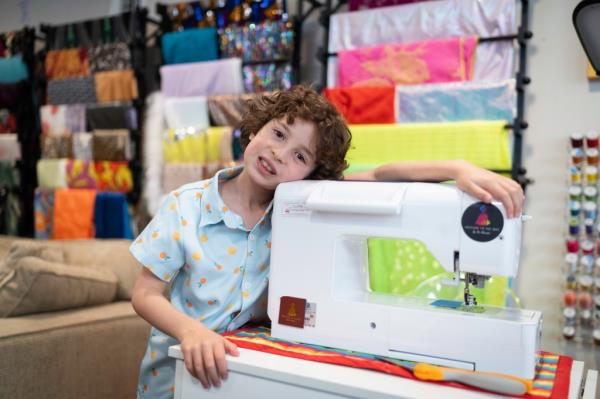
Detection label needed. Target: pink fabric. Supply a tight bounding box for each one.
[337,36,477,88]
[349,0,429,11]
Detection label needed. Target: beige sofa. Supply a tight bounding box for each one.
[0,237,151,399]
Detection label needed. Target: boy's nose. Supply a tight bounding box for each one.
[271,148,284,164]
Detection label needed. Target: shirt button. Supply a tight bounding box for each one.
[249,234,255,241]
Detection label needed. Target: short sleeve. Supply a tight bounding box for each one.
[129,191,185,283]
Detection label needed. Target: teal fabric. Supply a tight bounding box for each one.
[161,27,218,65]
[0,56,28,84]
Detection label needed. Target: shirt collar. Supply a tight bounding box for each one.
[199,166,245,229]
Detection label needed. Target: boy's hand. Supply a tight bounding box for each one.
[453,160,525,219]
[180,326,240,389]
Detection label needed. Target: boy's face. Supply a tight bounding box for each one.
[244,117,317,191]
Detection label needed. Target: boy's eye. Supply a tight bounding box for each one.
[273,129,284,138]
[296,153,306,163]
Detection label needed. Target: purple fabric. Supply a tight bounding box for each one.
[160,58,244,97]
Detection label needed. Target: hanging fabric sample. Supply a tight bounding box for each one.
[92,129,131,161]
[349,0,430,11]
[94,161,133,192]
[47,77,96,105]
[0,55,29,84]
[327,0,516,86]
[219,20,294,62]
[0,134,21,160]
[45,48,90,80]
[52,188,96,239]
[324,86,395,124]
[161,27,218,65]
[162,127,208,163]
[207,93,262,127]
[345,121,511,174]
[396,79,516,123]
[89,42,132,72]
[40,104,86,135]
[37,159,68,189]
[86,103,137,130]
[242,63,292,93]
[94,69,138,103]
[337,36,477,87]
[0,160,20,235]
[164,96,210,129]
[93,192,133,239]
[34,188,55,239]
[41,135,73,159]
[66,159,98,189]
[0,109,17,133]
[162,163,206,193]
[73,132,93,160]
[160,58,244,97]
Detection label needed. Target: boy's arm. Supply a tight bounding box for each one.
[344,160,524,218]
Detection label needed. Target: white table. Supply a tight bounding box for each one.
[169,346,593,399]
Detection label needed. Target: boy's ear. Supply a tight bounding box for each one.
[249,133,255,140]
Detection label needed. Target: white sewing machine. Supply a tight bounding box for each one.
[268,180,543,380]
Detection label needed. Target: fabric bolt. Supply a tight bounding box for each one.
[349,0,429,11]
[89,42,132,72]
[162,127,228,163]
[207,93,263,127]
[161,27,218,65]
[65,104,87,133]
[86,103,137,130]
[161,163,206,193]
[0,82,23,108]
[41,135,73,159]
[337,36,477,88]
[34,188,55,239]
[94,161,133,192]
[40,105,67,136]
[396,79,516,123]
[72,132,94,160]
[37,159,68,189]
[0,109,17,133]
[242,63,292,93]
[160,58,244,97]
[93,192,133,239]
[224,328,571,399]
[0,160,20,235]
[324,86,395,124]
[131,166,273,399]
[47,77,96,105]
[94,69,138,103]
[219,20,294,62]
[164,96,210,129]
[0,134,21,160]
[66,159,98,189]
[327,0,516,87]
[345,121,511,174]
[92,129,131,161]
[45,48,90,80]
[52,188,96,239]
[0,55,29,84]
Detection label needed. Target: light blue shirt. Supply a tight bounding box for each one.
[130,166,273,399]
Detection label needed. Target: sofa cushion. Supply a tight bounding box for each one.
[0,240,65,276]
[0,256,118,317]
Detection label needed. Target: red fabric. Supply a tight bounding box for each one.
[324,86,395,124]
[224,328,572,399]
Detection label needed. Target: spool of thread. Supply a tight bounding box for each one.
[569,185,583,201]
[584,186,598,202]
[571,132,584,148]
[581,309,593,321]
[584,201,597,220]
[579,292,593,309]
[569,166,582,184]
[564,290,577,307]
[586,130,599,148]
[584,218,594,235]
[579,274,594,290]
[585,166,598,185]
[566,238,579,253]
[563,307,577,320]
[563,326,576,340]
[571,148,585,166]
[569,219,581,236]
[582,240,595,256]
[569,201,581,217]
[587,148,599,165]
[580,255,594,274]
[566,273,577,290]
[565,253,579,271]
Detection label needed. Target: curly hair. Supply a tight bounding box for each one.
[239,85,351,180]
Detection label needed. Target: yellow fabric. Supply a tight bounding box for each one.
[345,121,511,174]
[163,127,228,163]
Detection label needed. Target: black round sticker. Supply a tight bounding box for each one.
[461,202,504,242]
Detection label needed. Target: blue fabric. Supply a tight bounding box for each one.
[93,192,133,239]
[161,28,218,65]
[0,56,28,84]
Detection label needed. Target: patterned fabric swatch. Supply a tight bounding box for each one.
[40,104,87,135]
[0,134,21,160]
[34,188,54,239]
[207,93,264,127]
[47,77,96,105]
[0,108,17,133]
[219,20,294,62]
[65,104,87,132]
[242,63,292,93]
[161,27,218,65]
[45,48,90,79]
[337,36,477,88]
[89,42,132,73]
[324,86,396,124]
[92,129,131,161]
[95,69,138,103]
[94,161,133,192]
[41,135,73,159]
[224,328,572,399]
[72,132,93,160]
[0,160,20,235]
[66,159,98,189]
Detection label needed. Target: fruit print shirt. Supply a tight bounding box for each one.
[130,166,272,399]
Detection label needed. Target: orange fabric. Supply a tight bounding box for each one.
[94,69,138,103]
[45,48,90,79]
[52,189,96,239]
[324,86,395,124]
